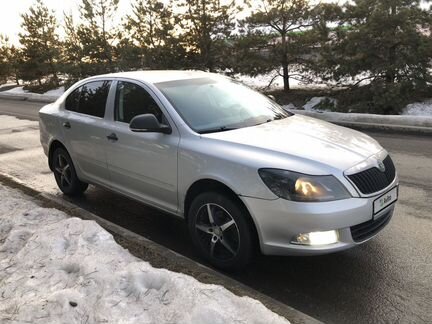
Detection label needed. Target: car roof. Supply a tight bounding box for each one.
[94,70,221,84]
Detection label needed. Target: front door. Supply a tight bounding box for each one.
[105,81,179,213]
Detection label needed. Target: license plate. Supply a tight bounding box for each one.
[373,187,398,215]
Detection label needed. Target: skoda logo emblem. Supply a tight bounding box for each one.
[377,160,386,172]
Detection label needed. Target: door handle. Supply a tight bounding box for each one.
[63,121,71,129]
[107,133,118,141]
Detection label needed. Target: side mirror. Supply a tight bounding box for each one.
[129,114,172,134]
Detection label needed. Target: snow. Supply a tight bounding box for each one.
[287,97,337,112]
[4,86,27,94]
[3,86,64,98]
[0,83,17,90]
[403,99,432,116]
[0,184,289,324]
[234,72,328,90]
[0,86,62,103]
[44,86,65,96]
[234,72,432,117]
[283,103,298,110]
[303,97,326,111]
[294,97,432,116]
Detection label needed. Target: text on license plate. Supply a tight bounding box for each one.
[373,187,398,214]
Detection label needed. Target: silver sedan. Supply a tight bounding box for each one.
[39,71,399,270]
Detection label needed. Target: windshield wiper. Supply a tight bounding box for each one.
[274,114,286,120]
[199,126,239,134]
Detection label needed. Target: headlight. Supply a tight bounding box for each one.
[258,169,351,202]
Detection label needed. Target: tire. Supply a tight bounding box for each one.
[52,147,88,196]
[188,192,255,271]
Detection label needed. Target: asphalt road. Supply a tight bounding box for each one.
[1,99,431,323]
[0,98,44,120]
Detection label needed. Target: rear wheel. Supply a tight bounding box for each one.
[188,192,254,270]
[52,147,88,196]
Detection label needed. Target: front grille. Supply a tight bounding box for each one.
[347,155,396,194]
[350,210,392,242]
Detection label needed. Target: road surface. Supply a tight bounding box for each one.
[0,98,431,323]
[0,98,44,120]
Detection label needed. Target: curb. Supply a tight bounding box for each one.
[0,94,27,101]
[0,93,58,103]
[330,121,432,135]
[0,172,321,324]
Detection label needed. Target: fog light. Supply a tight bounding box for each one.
[292,230,338,246]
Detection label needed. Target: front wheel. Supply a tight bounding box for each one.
[188,192,255,270]
[52,147,88,196]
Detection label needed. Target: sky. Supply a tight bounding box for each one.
[0,0,132,45]
[0,0,426,46]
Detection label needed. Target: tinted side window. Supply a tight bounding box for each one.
[79,81,111,118]
[115,81,163,124]
[65,87,81,112]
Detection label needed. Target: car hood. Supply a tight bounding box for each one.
[202,114,383,172]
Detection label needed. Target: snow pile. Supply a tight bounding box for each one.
[0,83,18,91]
[0,87,65,102]
[303,97,337,112]
[235,73,288,89]
[43,86,65,97]
[282,103,298,111]
[4,86,27,94]
[0,86,63,103]
[0,185,289,324]
[403,99,432,116]
[234,72,328,90]
[4,86,65,97]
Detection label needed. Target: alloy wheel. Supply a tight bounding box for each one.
[195,203,240,261]
[54,154,72,189]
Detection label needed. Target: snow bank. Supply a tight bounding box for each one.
[281,97,337,112]
[43,86,65,97]
[0,83,17,90]
[403,99,432,116]
[287,97,432,117]
[4,86,64,97]
[0,86,64,103]
[4,86,27,94]
[0,185,288,324]
[234,72,328,90]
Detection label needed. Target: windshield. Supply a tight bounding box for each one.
[155,77,291,134]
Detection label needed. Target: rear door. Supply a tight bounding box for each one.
[104,80,179,213]
[62,80,112,187]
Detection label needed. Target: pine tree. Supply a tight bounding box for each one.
[178,0,239,71]
[9,46,22,85]
[124,0,185,69]
[222,31,277,78]
[18,0,60,87]
[245,0,314,91]
[74,0,120,75]
[115,38,142,71]
[62,13,83,82]
[317,0,432,113]
[0,35,12,84]
[331,0,432,85]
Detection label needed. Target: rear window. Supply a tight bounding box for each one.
[65,87,80,112]
[65,80,111,118]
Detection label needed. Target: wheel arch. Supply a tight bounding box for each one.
[48,139,68,171]
[183,178,260,248]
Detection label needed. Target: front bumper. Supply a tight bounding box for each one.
[241,186,397,256]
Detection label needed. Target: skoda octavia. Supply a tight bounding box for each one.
[39,71,398,270]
